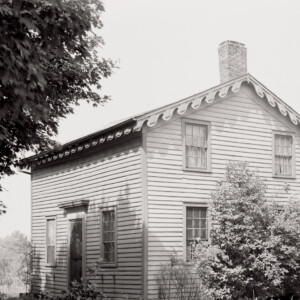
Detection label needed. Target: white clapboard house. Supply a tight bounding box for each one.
[20,41,300,299]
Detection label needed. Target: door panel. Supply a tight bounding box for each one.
[69,219,83,285]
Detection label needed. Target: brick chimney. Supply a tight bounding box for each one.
[218,40,247,83]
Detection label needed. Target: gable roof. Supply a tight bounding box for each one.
[20,73,300,168]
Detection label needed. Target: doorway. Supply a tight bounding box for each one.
[69,219,83,285]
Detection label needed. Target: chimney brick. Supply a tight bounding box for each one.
[218,40,247,83]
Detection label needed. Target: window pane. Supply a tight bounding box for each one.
[200,209,207,219]
[194,228,200,238]
[193,207,200,218]
[275,145,281,155]
[193,125,200,136]
[201,229,207,240]
[200,219,207,229]
[186,219,193,228]
[199,137,206,147]
[193,219,200,228]
[104,242,115,263]
[47,219,55,245]
[186,135,193,146]
[199,126,207,137]
[193,137,201,147]
[47,246,55,265]
[187,229,193,239]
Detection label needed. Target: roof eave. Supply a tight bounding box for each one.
[20,118,137,168]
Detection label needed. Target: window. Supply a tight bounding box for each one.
[185,206,208,261]
[273,133,294,177]
[183,120,211,171]
[102,209,116,265]
[46,218,56,266]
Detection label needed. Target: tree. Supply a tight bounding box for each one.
[0,231,30,291]
[0,0,115,213]
[194,162,300,300]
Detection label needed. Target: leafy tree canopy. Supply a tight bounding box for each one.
[0,0,115,213]
[194,162,300,300]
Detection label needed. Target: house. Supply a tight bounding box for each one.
[20,41,300,299]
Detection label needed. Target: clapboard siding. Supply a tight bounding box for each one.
[145,89,300,299]
[31,134,143,299]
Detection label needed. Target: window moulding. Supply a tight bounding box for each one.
[182,118,212,173]
[272,131,296,179]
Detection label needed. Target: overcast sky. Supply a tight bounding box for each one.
[1,0,300,237]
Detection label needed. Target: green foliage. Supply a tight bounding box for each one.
[0,0,115,211]
[194,162,300,299]
[156,257,206,300]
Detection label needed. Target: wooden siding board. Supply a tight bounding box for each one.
[145,91,300,299]
[31,135,143,298]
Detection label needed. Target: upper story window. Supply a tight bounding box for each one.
[273,132,294,177]
[102,208,117,265]
[182,119,211,172]
[46,217,56,266]
[185,205,208,262]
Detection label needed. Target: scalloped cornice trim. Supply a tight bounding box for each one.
[20,74,300,168]
[133,73,300,131]
[20,125,135,168]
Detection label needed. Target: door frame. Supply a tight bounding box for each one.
[66,209,86,288]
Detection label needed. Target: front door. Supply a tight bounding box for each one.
[69,219,83,286]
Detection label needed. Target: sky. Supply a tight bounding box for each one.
[1,0,300,237]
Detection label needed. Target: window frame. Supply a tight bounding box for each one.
[101,206,117,268]
[45,216,57,267]
[183,203,209,262]
[272,131,295,178]
[182,119,211,172]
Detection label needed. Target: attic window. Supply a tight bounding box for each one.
[182,119,211,172]
[273,132,294,177]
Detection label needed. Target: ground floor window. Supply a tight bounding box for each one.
[46,217,56,266]
[185,205,208,261]
[102,207,117,265]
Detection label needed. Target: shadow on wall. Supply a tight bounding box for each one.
[31,179,155,300]
[86,181,145,299]
[30,144,183,299]
[30,246,42,296]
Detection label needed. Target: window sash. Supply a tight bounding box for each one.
[185,123,208,169]
[102,210,116,264]
[186,207,207,261]
[274,134,293,176]
[46,218,56,265]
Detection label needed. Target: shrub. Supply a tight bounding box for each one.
[194,162,300,300]
[34,279,105,300]
[156,257,206,300]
